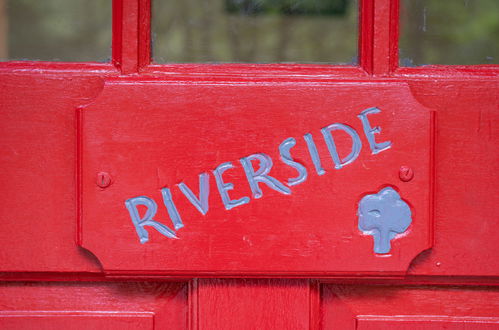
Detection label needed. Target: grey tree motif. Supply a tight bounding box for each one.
[358,187,412,254]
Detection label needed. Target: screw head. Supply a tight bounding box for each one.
[96,172,112,188]
[399,166,414,182]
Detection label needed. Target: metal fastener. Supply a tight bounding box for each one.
[96,172,112,188]
[399,166,414,182]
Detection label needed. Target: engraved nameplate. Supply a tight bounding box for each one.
[79,80,434,276]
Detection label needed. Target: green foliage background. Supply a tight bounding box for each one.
[152,0,358,63]
[3,0,498,65]
[400,0,499,65]
[6,0,111,61]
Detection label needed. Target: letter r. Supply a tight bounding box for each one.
[125,196,177,244]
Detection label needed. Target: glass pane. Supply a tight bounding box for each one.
[400,0,499,66]
[153,0,358,64]
[0,0,111,62]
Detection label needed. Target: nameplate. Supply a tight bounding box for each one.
[79,80,433,276]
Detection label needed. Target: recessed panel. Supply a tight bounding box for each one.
[79,79,433,276]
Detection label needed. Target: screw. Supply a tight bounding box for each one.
[399,166,414,182]
[96,172,112,188]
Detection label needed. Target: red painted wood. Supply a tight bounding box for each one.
[0,74,104,273]
[359,0,374,74]
[309,280,322,330]
[405,80,499,277]
[359,0,398,76]
[113,0,150,74]
[388,0,399,74]
[396,65,499,78]
[357,316,499,330]
[322,284,499,329]
[143,63,366,77]
[112,0,124,71]
[0,313,153,330]
[0,0,498,328]
[372,0,394,76]
[197,279,310,330]
[0,281,187,329]
[138,0,151,70]
[0,67,497,279]
[78,80,433,276]
[0,61,116,74]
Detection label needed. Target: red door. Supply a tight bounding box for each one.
[1,0,498,329]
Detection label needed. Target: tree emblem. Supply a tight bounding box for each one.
[358,187,412,254]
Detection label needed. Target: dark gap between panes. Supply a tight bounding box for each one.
[152,0,358,64]
[400,0,499,66]
[0,0,111,62]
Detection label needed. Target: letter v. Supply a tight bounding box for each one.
[178,172,210,215]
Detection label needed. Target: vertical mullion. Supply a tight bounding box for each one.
[359,0,374,74]
[359,0,399,76]
[309,280,322,330]
[112,0,151,74]
[388,0,399,73]
[138,0,151,70]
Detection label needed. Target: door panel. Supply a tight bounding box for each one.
[405,80,499,277]
[356,317,499,330]
[0,313,153,330]
[0,73,105,272]
[322,284,499,329]
[0,281,187,330]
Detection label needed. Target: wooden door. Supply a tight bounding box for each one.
[1,0,498,329]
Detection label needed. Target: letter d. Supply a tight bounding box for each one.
[321,123,362,169]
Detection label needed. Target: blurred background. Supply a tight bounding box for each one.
[0,0,112,61]
[399,0,499,65]
[152,0,358,63]
[0,0,497,65]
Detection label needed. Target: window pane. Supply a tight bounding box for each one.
[153,0,358,64]
[400,0,499,66]
[0,0,111,62]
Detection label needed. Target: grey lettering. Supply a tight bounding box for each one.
[161,188,184,230]
[213,162,250,210]
[358,107,392,154]
[321,123,362,169]
[125,196,177,244]
[279,137,307,186]
[303,133,326,175]
[178,172,210,215]
[240,153,291,198]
